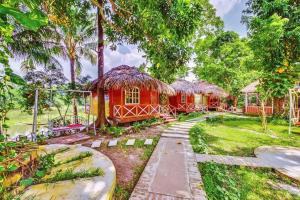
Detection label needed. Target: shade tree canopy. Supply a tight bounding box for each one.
[193,31,259,105]
[102,0,223,83]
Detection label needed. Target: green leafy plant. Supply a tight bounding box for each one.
[41,168,104,183]
[106,126,124,137]
[206,115,224,125]
[199,162,241,200]
[54,151,92,167]
[189,124,208,154]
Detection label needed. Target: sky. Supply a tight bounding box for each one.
[9,0,248,81]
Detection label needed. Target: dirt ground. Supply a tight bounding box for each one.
[79,124,168,199]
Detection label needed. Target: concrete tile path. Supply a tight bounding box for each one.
[130,117,207,200]
[195,154,273,168]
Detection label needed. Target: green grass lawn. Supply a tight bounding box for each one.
[197,116,300,156]
[191,115,300,200]
[200,162,300,200]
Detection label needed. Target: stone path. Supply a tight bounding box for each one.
[255,146,300,181]
[196,146,300,182]
[130,117,207,200]
[195,154,273,168]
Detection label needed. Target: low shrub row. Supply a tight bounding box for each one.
[106,117,162,137]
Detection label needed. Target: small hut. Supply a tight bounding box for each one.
[241,81,273,115]
[194,80,228,110]
[90,65,175,123]
[169,79,198,113]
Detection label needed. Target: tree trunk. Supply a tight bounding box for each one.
[273,96,285,116]
[96,0,106,128]
[70,57,78,122]
[233,96,238,107]
[260,99,268,133]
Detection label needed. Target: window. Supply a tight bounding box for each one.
[125,87,140,104]
[181,93,186,103]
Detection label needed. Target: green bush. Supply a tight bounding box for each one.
[189,124,208,153]
[131,118,160,133]
[206,115,224,124]
[199,162,241,200]
[107,126,124,137]
[269,117,288,125]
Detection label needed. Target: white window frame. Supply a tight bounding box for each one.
[125,87,140,105]
[181,93,186,104]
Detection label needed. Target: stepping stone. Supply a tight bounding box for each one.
[162,133,189,139]
[108,139,118,147]
[91,140,102,148]
[144,139,153,145]
[126,139,135,146]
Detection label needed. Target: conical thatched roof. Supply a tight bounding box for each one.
[91,65,175,95]
[194,80,229,97]
[170,79,199,95]
[241,80,259,93]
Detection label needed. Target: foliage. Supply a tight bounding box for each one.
[0,67,25,134]
[0,135,37,196]
[41,168,104,183]
[189,124,207,153]
[194,31,259,101]
[131,118,160,133]
[243,0,300,114]
[0,0,48,67]
[103,0,223,83]
[54,151,92,167]
[206,115,224,125]
[200,163,299,200]
[178,112,204,122]
[199,162,240,200]
[106,126,124,137]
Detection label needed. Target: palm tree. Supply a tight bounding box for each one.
[57,21,97,118]
[10,17,97,119]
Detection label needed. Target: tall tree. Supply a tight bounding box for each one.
[0,0,47,134]
[243,0,300,115]
[194,31,259,106]
[10,0,96,118]
[92,0,222,127]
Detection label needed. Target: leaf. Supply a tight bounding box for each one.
[0,5,48,31]
[35,170,45,178]
[20,178,33,187]
[0,165,5,172]
[7,164,18,172]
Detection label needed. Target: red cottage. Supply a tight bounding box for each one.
[169,79,197,113]
[194,80,229,110]
[90,65,175,123]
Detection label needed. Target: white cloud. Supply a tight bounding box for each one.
[210,0,241,17]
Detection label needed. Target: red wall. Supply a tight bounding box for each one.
[108,87,159,118]
[169,92,195,108]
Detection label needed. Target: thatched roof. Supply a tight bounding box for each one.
[91,65,175,95]
[170,79,198,95]
[241,80,259,93]
[194,80,229,97]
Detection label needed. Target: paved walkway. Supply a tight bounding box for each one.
[196,154,273,168]
[130,118,207,200]
[196,146,300,181]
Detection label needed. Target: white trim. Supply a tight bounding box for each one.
[125,87,140,105]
